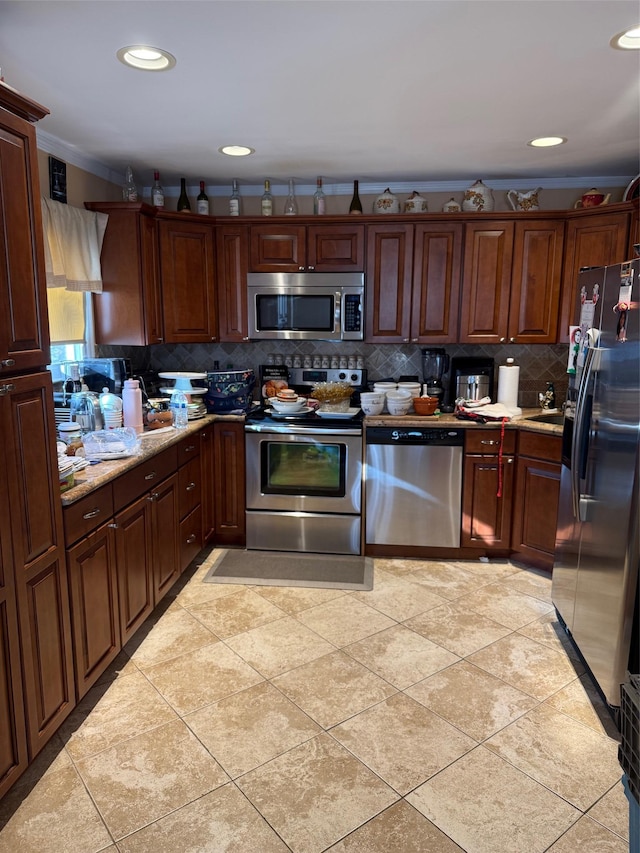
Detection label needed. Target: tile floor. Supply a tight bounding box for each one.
[0,551,631,853]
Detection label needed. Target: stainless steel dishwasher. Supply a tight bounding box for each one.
[365,426,464,547]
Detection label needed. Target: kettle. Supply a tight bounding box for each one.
[574,188,611,209]
[507,188,542,211]
[70,391,104,433]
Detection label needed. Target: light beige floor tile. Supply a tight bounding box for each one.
[186,588,286,638]
[545,673,620,738]
[587,780,630,841]
[254,584,347,613]
[184,681,321,777]
[467,632,582,701]
[170,571,246,607]
[225,615,335,678]
[407,745,580,853]
[272,650,396,728]
[326,800,465,852]
[404,601,512,657]
[484,703,621,811]
[142,641,264,715]
[344,624,459,690]
[406,659,538,741]
[295,596,396,647]
[237,733,397,853]
[546,814,628,852]
[373,557,449,577]
[0,764,112,853]
[500,567,553,603]
[405,561,492,600]
[58,671,176,761]
[125,607,219,668]
[331,693,475,795]
[117,783,289,852]
[95,648,140,686]
[75,719,229,840]
[455,581,554,629]
[351,568,447,621]
[517,611,584,664]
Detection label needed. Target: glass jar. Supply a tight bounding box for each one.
[58,422,82,445]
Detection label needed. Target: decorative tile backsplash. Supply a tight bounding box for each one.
[97,341,570,409]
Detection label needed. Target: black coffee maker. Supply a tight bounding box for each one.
[421,348,450,405]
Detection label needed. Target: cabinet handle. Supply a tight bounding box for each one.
[144,471,157,481]
[510,337,515,343]
[186,534,197,544]
[1,358,15,367]
[478,465,499,471]
[499,337,506,343]
[480,439,499,445]
[108,522,119,529]
[157,337,164,342]
[0,383,15,395]
[308,265,315,271]
[82,508,102,519]
[242,336,250,341]
[186,482,196,491]
[148,492,159,502]
[184,444,196,453]
[298,266,305,271]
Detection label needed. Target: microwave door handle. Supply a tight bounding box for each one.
[335,292,342,330]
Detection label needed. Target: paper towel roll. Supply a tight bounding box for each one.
[497,361,520,409]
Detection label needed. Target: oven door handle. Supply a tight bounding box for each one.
[244,423,362,437]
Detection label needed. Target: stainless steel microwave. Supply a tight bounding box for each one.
[247,272,364,341]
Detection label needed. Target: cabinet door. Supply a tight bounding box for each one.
[461,454,514,549]
[511,455,561,572]
[411,223,463,343]
[249,225,306,271]
[459,222,514,343]
[150,473,180,602]
[114,495,154,645]
[559,211,630,342]
[307,224,365,271]
[365,224,414,342]
[86,203,163,345]
[67,524,120,699]
[200,424,215,545]
[216,225,249,341]
[0,107,50,373]
[214,422,246,546]
[508,220,564,343]
[158,218,217,342]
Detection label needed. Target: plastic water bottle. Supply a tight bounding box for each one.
[170,388,188,429]
[122,378,143,434]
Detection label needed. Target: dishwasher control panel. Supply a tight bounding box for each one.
[366,427,464,446]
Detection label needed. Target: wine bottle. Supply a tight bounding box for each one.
[283,178,298,215]
[229,179,240,216]
[261,180,273,216]
[196,181,209,215]
[151,170,164,208]
[177,178,191,212]
[313,176,326,215]
[123,166,138,202]
[349,179,363,215]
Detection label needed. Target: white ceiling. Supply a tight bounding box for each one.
[0,0,639,196]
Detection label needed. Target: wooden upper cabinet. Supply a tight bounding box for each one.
[459,221,514,343]
[157,216,217,343]
[365,224,414,342]
[216,225,249,341]
[559,209,630,342]
[0,101,50,373]
[411,223,463,343]
[85,202,163,346]
[249,223,364,272]
[508,219,564,344]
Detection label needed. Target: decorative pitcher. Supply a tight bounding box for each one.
[462,180,494,212]
[574,188,611,209]
[507,187,542,211]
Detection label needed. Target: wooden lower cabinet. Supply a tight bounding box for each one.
[178,454,202,571]
[0,590,28,798]
[214,421,246,546]
[200,424,216,544]
[511,432,562,572]
[461,430,516,551]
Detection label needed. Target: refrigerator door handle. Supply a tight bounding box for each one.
[571,345,595,519]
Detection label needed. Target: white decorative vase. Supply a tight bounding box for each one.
[462,180,494,212]
[373,188,400,214]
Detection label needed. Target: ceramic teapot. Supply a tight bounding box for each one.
[507,187,542,211]
[373,188,400,214]
[574,188,611,209]
[462,180,494,212]
[403,191,428,213]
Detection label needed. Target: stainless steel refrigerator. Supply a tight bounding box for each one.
[552,258,639,709]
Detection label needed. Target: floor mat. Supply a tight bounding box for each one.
[203,549,373,590]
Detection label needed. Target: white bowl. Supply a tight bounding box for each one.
[386,389,412,401]
[387,398,412,415]
[373,382,397,392]
[397,382,421,397]
[270,397,306,412]
[360,392,385,405]
[361,399,385,415]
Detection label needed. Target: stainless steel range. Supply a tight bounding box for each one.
[245,368,364,555]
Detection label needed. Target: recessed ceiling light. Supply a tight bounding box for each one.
[611,26,640,50]
[218,145,254,157]
[528,136,567,148]
[117,45,176,71]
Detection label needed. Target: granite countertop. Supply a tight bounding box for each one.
[364,407,564,435]
[60,414,243,506]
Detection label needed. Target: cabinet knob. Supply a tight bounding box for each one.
[144,472,157,481]
[242,336,250,341]
[499,337,506,343]
[298,266,305,271]
[510,337,515,343]
[148,492,159,502]
[0,383,15,395]
[307,265,315,271]
[157,337,164,343]
[107,522,119,529]
[1,358,15,367]
[186,534,197,544]
[186,482,196,491]
[184,444,196,453]
[411,338,418,343]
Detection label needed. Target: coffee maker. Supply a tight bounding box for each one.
[446,356,495,409]
[421,348,450,405]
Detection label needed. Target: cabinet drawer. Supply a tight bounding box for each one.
[465,429,517,454]
[518,431,562,462]
[113,446,178,512]
[179,456,201,520]
[177,434,200,466]
[63,484,114,545]
[179,506,202,572]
